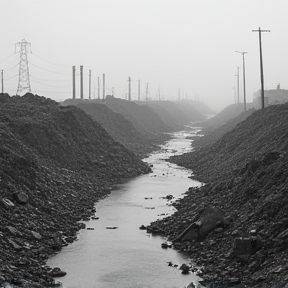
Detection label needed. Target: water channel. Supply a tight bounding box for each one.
[47,128,202,288]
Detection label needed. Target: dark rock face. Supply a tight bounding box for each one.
[0,93,152,287]
[150,104,288,287]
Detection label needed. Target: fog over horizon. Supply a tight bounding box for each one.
[1,0,288,112]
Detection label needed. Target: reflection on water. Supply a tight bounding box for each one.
[47,129,201,288]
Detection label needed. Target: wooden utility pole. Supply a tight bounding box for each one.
[236,66,240,105]
[236,51,248,111]
[252,27,270,109]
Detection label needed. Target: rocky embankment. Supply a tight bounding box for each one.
[148,104,288,287]
[0,93,151,287]
[62,101,156,157]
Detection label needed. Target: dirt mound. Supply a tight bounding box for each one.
[201,103,255,131]
[0,93,151,287]
[103,96,173,144]
[63,101,156,156]
[149,104,288,287]
[190,108,256,151]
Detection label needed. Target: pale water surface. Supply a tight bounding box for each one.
[47,129,201,288]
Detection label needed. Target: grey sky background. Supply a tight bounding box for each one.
[1,0,287,111]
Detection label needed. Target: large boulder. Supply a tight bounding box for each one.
[173,206,225,242]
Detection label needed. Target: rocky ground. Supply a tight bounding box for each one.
[148,104,288,288]
[0,93,151,287]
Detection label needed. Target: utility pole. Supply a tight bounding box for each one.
[112,87,114,97]
[145,83,149,101]
[232,87,236,105]
[72,66,76,99]
[252,27,270,109]
[1,70,3,94]
[158,85,161,100]
[89,70,91,100]
[236,51,248,111]
[98,76,100,99]
[15,39,31,95]
[138,80,140,101]
[80,65,83,99]
[102,74,105,100]
[128,77,131,101]
[236,66,240,105]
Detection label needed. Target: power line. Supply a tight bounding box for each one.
[3,63,20,72]
[29,61,71,75]
[30,89,71,95]
[30,52,71,67]
[0,53,16,62]
[5,74,18,81]
[30,75,71,82]
[30,77,70,88]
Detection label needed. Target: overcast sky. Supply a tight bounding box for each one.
[1,0,287,111]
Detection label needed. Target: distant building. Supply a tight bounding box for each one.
[253,84,288,109]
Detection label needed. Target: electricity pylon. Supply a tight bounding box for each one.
[15,39,32,95]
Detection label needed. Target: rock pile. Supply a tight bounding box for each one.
[149,104,288,287]
[0,93,151,287]
[103,96,173,144]
[65,101,156,156]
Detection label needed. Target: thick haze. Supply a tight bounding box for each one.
[1,0,287,111]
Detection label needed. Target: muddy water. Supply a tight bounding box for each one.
[47,129,201,288]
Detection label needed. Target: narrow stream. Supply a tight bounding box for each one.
[47,128,201,288]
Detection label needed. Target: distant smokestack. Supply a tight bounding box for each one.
[72,66,76,99]
[98,76,100,99]
[128,77,131,101]
[103,74,105,100]
[80,65,83,100]
[138,80,140,101]
[89,70,91,100]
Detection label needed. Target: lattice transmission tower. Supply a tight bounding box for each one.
[15,39,32,95]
